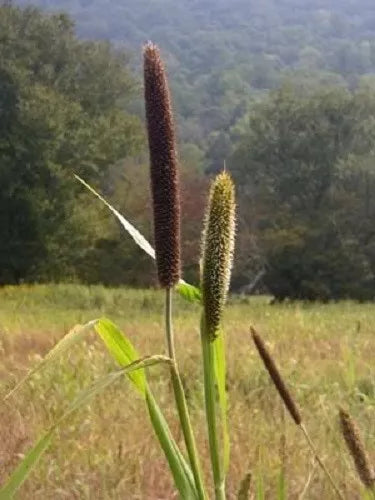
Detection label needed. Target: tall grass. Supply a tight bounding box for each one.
[251,327,344,499]
[1,288,375,497]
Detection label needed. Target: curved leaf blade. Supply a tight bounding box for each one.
[176,281,201,304]
[93,318,197,497]
[0,358,171,499]
[94,318,146,394]
[75,175,200,304]
[3,321,97,402]
[146,390,197,499]
[0,432,53,500]
[75,175,155,259]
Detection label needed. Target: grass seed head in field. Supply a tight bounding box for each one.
[339,408,375,489]
[251,327,302,425]
[143,42,181,289]
[201,171,236,340]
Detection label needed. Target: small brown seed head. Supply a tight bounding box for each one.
[201,171,236,340]
[237,472,252,500]
[143,42,181,288]
[339,408,375,489]
[251,327,302,425]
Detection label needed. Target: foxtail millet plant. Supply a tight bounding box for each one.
[144,42,206,500]
[143,42,181,289]
[339,408,375,492]
[200,171,236,500]
[250,327,345,500]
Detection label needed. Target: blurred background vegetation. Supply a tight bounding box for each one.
[3,1,375,300]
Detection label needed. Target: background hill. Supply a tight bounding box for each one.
[16,0,375,169]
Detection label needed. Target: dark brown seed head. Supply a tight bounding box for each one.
[251,327,302,425]
[143,42,181,288]
[339,408,375,489]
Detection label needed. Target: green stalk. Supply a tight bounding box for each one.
[165,288,207,500]
[201,317,226,500]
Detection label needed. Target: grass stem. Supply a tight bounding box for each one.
[201,318,226,500]
[165,288,207,500]
[300,423,344,500]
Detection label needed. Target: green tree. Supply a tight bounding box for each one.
[232,83,375,300]
[0,5,143,284]
[16,0,375,170]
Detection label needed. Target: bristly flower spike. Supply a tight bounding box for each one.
[339,408,375,490]
[143,42,181,289]
[201,171,236,340]
[251,327,302,425]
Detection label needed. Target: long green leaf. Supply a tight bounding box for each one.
[3,316,194,498]
[3,321,97,402]
[176,281,201,303]
[94,318,197,498]
[75,175,155,259]
[0,432,53,500]
[201,317,225,500]
[75,175,201,304]
[214,331,230,474]
[0,358,170,499]
[94,318,146,394]
[146,390,198,499]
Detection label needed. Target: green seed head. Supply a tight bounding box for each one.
[201,171,236,340]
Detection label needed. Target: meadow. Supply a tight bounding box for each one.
[0,284,374,499]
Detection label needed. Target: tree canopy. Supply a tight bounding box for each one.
[232,83,375,300]
[4,2,375,300]
[0,4,144,284]
[15,0,375,170]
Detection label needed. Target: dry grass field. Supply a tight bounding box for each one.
[0,284,374,499]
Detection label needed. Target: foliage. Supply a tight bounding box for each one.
[15,0,375,171]
[232,83,375,300]
[0,4,143,284]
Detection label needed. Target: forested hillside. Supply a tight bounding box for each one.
[15,0,375,169]
[0,5,148,284]
[4,2,375,300]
